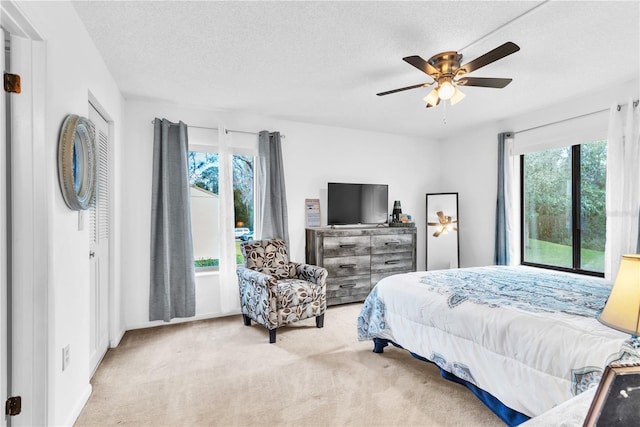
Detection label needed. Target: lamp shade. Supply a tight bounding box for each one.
[598,254,640,335]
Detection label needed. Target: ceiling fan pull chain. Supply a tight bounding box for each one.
[442,101,447,124]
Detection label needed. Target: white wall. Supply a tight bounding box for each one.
[442,78,639,268]
[436,122,502,267]
[281,121,441,266]
[122,100,441,329]
[15,1,125,425]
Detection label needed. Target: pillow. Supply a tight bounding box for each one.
[241,239,294,279]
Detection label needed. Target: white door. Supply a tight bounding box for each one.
[3,29,48,426]
[1,27,9,427]
[88,104,110,376]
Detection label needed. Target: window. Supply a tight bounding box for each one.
[521,140,606,276]
[232,154,255,248]
[188,150,255,271]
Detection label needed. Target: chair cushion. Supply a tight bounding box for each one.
[241,239,295,279]
[276,279,318,309]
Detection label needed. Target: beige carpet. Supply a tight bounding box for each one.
[75,303,503,426]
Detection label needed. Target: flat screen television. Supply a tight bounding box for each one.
[327,182,389,225]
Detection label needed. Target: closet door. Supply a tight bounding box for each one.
[88,103,110,376]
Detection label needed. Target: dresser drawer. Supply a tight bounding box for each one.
[371,252,414,273]
[322,236,371,257]
[323,255,371,277]
[326,275,371,299]
[371,233,415,254]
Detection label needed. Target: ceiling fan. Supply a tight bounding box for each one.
[377,41,520,108]
[428,211,458,237]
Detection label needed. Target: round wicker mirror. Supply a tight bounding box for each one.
[57,114,97,210]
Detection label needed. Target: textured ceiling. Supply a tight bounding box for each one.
[72,1,639,140]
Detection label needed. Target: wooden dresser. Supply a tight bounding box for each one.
[305,226,417,306]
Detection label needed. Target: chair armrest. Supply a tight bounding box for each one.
[291,262,328,287]
[236,266,279,329]
[236,266,274,287]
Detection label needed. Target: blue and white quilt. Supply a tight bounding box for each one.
[357,266,640,418]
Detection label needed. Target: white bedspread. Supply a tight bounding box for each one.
[357,266,640,417]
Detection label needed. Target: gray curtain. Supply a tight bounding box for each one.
[149,118,196,321]
[494,132,512,265]
[259,131,289,246]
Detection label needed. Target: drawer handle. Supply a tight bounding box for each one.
[339,264,357,268]
[339,283,357,288]
[339,244,356,248]
[385,241,401,246]
[385,260,400,265]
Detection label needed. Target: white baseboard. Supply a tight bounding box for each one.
[126,309,241,332]
[63,383,92,427]
[110,328,126,348]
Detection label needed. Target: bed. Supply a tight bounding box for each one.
[357,266,640,425]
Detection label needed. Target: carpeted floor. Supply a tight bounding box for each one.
[75,303,503,426]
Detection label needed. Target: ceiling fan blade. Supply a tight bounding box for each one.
[456,77,513,88]
[453,226,458,231]
[437,211,445,221]
[403,55,439,77]
[460,41,520,74]
[433,229,442,238]
[377,82,433,96]
[450,86,465,105]
[423,88,439,107]
[427,222,439,226]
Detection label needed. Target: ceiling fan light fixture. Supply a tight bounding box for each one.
[450,86,466,105]
[423,88,439,107]
[437,79,455,100]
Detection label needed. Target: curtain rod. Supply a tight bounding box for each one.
[150,121,254,135]
[514,99,639,135]
[149,120,285,138]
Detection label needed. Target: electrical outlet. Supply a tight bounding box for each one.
[62,345,70,371]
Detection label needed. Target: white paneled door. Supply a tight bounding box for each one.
[1,27,8,427]
[2,23,47,426]
[88,103,110,376]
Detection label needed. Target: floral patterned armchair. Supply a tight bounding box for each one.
[237,239,327,343]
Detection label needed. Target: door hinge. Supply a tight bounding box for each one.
[4,73,21,94]
[5,396,22,416]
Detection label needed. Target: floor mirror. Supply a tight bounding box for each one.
[426,192,459,270]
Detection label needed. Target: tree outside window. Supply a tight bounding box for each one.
[188,151,255,270]
[522,140,606,275]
